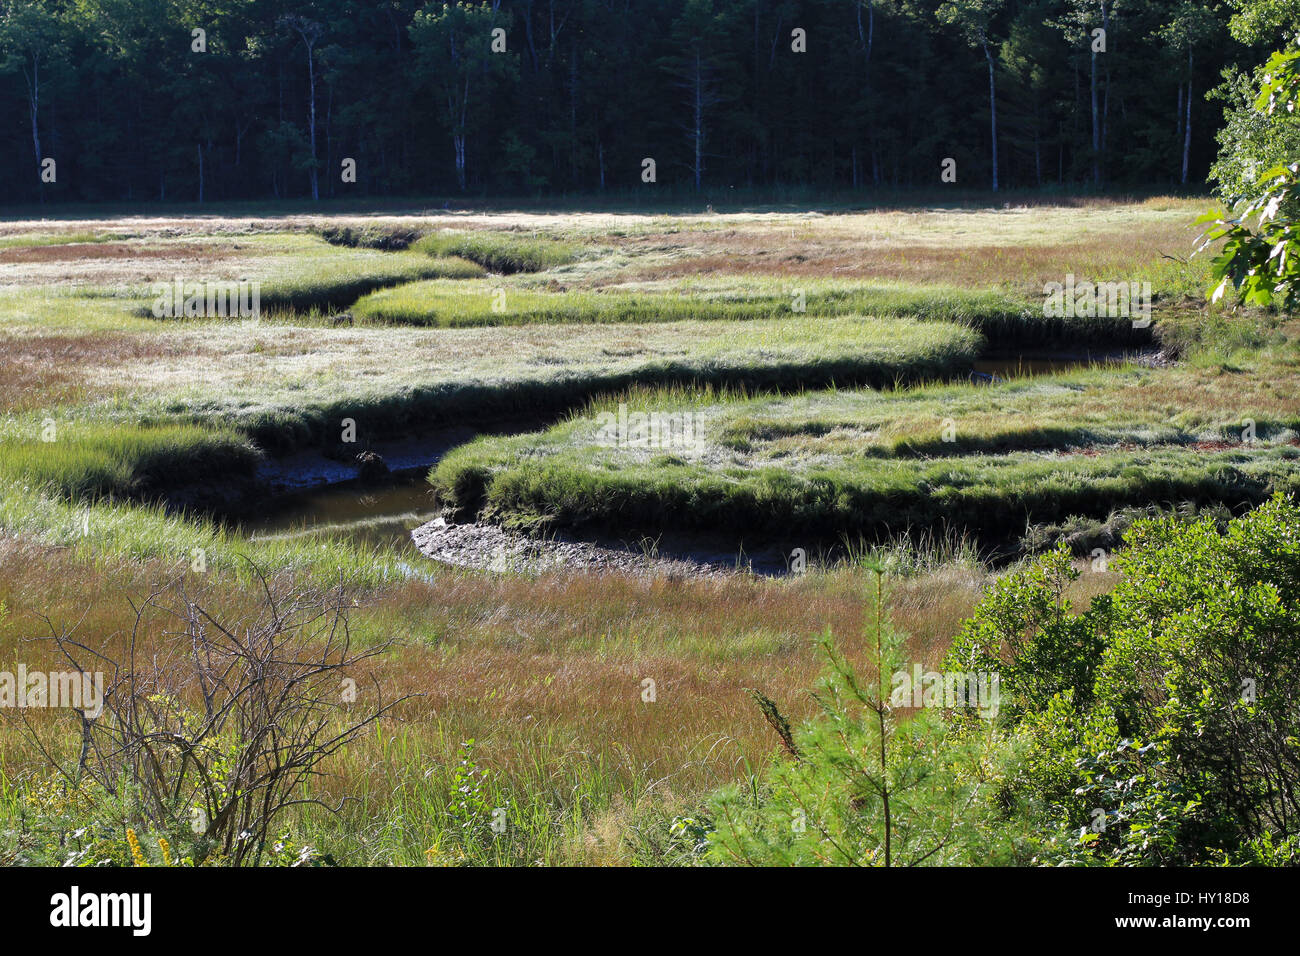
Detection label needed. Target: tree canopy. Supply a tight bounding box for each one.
[0,0,1288,202]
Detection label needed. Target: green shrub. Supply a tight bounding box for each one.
[944,546,1109,721]
[1036,734,1208,867]
[975,494,1300,865]
[1095,495,1300,848]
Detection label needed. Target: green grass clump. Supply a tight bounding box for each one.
[350,276,1041,332]
[315,224,424,250]
[413,230,586,274]
[254,254,484,315]
[431,415,1300,543]
[0,484,414,585]
[0,231,134,249]
[351,279,742,327]
[0,421,259,499]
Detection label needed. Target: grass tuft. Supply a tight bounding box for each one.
[413,230,587,274]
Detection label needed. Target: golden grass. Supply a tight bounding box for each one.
[0,532,1114,864]
[0,331,215,413]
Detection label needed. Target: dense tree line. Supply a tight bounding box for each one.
[0,0,1288,204]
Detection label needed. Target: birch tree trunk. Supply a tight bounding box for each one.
[1181,48,1193,185]
[983,35,999,192]
[24,53,42,200]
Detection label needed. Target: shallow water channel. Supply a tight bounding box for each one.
[242,476,441,554]
[236,350,1149,569]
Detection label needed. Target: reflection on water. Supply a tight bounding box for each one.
[972,352,1127,379]
[241,479,440,553]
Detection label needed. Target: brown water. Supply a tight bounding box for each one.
[241,478,440,554]
[972,351,1129,379]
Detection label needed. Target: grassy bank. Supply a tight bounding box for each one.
[412,229,587,273]
[0,485,413,585]
[433,436,1300,543]
[0,315,983,488]
[429,318,1300,543]
[0,421,259,500]
[349,275,1050,333]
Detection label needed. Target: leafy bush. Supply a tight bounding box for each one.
[981,494,1300,864]
[1209,66,1300,213]
[721,495,1300,867]
[1094,495,1300,849]
[1201,40,1300,309]
[944,546,1109,721]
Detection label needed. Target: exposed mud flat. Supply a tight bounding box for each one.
[411,517,782,578]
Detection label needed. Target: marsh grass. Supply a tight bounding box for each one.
[433,433,1300,543]
[315,224,424,250]
[0,231,135,249]
[349,274,1045,333]
[430,315,1300,542]
[840,527,987,576]
[0,422,258,499]
[0,534,1006,865]
[0,486,412,586]
[212,315,981,452]
[152,253,485,318]
[413,229,587,273]
[257,258,484,315]
[0,198,1286,865]
[3,312,981,471]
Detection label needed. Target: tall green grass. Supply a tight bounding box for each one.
[350,276,1042,332]
[413,230,586,273]
[0,422,259,499]
[0,231,135,249]
[0,484,416,587]
[431,438,1300,544]
[305,730,687,866]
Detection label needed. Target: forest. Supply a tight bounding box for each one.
[0,0,1289,204]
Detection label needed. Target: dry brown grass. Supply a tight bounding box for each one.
[0,533,1111,844]
[0,331,215,413]
[0,241,227,265]
[0,242,260,288]
[620,226,1202,291]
